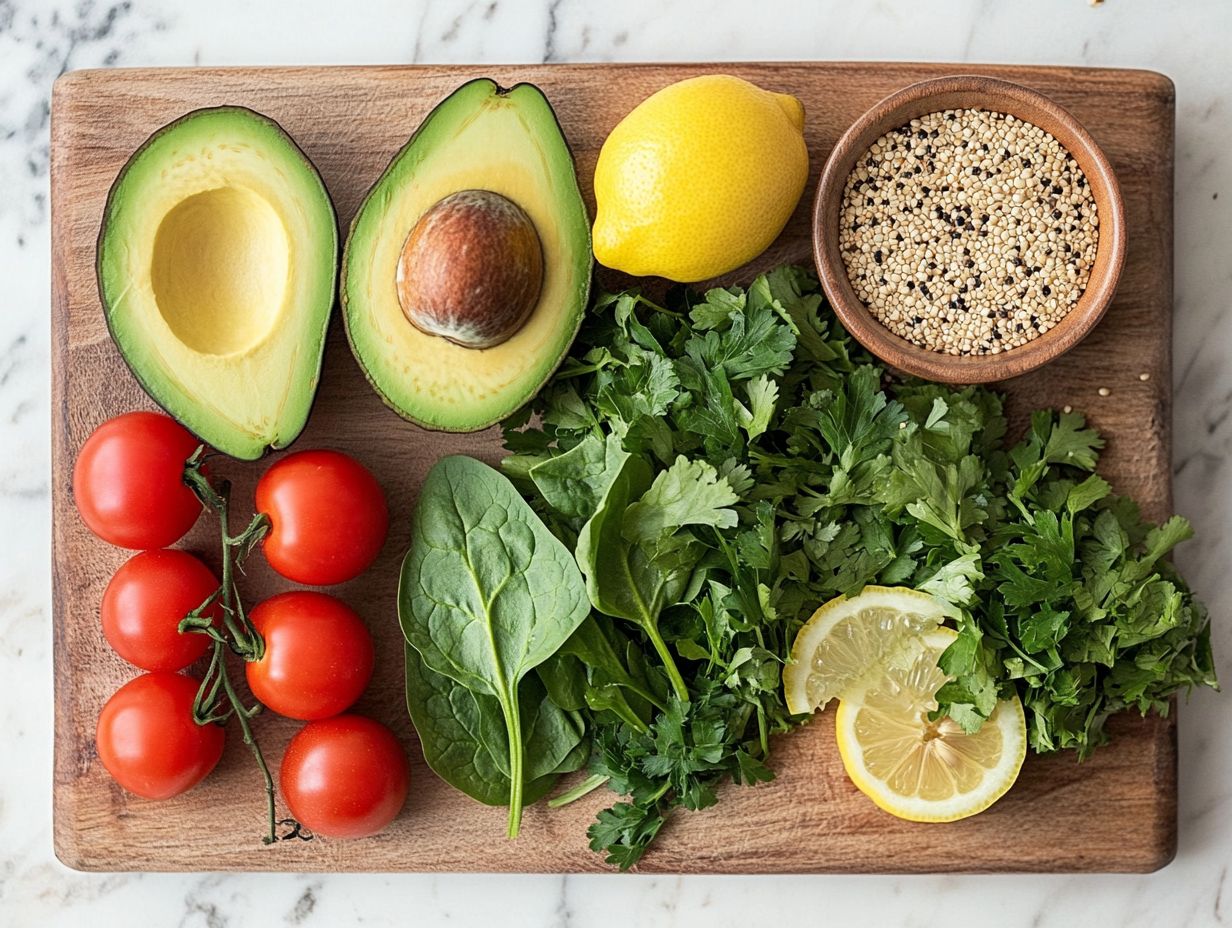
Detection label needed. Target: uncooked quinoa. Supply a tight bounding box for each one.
[839,109,1099,355]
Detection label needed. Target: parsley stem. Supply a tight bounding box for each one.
[1002,632,1050,673]
[548,773,610,808]
[635,295,681,317]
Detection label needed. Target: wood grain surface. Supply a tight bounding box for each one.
[51,62,1177,873]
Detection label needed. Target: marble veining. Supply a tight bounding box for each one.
[2,0,1230,925]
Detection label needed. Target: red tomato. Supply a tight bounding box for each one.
[255,450,388,585]
[73,411,203,549]
[279,715,409,839]
[246,591,374,720]
[101,549,220,672]
[96,672,225,800]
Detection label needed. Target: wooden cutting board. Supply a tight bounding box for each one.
[51,62,1177,873]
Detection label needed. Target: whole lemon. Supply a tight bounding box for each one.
[592,74,809,282]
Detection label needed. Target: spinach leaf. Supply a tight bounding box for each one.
[539,616,670,732]
[536,650,590,713]
[529,432,629,524]
[404,644,587,806]
[400,455,591,836]
[575,452,732,701]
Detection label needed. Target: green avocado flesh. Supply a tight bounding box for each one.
[98,106,338,461]
[342,79,592,432]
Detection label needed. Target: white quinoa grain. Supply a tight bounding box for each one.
[839,108,1099,355]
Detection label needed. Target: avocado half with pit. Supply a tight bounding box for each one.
[97,106,338,460]
[341,79,592,431]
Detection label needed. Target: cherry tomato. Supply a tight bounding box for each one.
[255,450,388,585]
[73,411,203,549]
[101,549,220,672]
[246,591,374,720]
[279,715,408,839]
[96,672,225,800]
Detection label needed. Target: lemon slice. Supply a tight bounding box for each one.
[835,628,1026,822]
[783,586,946,716]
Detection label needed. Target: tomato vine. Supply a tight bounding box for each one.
[176,448,305,845]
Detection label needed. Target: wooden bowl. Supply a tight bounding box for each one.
[812,75,1126,383]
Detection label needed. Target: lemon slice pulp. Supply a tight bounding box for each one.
[835,627,1026,822]
[783,586,946,716]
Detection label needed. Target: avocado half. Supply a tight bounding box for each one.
[97,106,338,461]
[341,79,592,432]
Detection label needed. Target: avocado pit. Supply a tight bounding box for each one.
[395,189,544,349]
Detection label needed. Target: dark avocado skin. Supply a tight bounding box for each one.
[96,106,340,460]
[340,79,594,433]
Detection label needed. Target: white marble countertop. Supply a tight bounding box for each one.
[3,0,1229,924]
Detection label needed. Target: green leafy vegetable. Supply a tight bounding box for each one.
[572,452,738,701]
[538,616,669,733]
[399,455,591,836]
[956,415,1217,756]
[404,644,588,806]
[498,266,1214,868]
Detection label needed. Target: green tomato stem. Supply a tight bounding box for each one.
[214,486,248,648]
[216,645,278,845]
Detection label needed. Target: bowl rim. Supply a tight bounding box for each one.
[812,74,1127,384]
